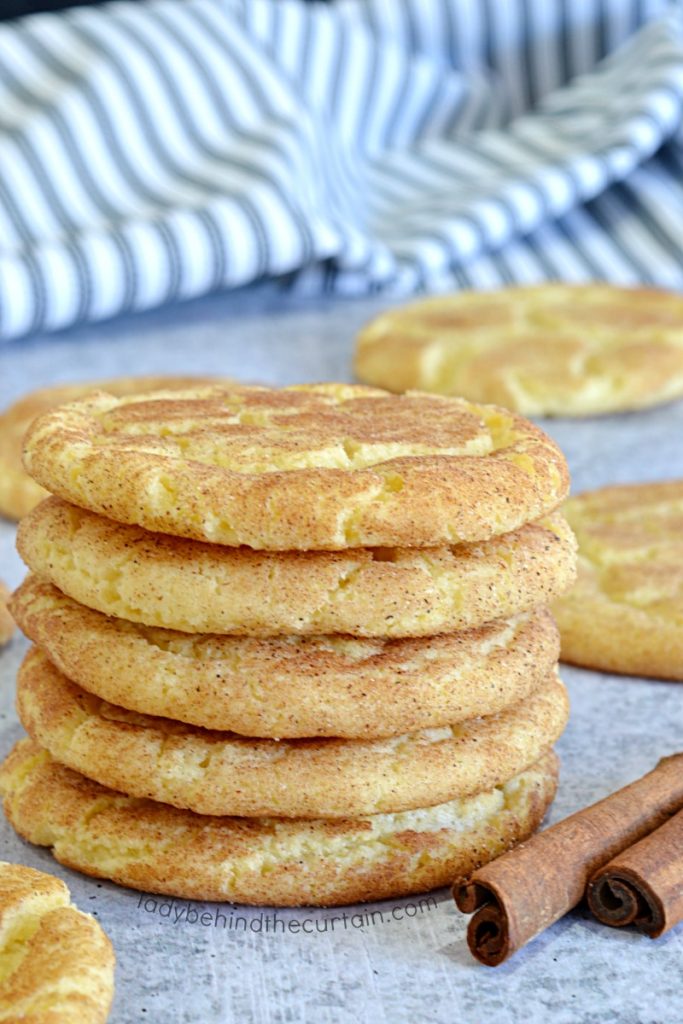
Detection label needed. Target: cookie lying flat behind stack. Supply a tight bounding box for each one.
[355,284,683,417]
[3,383,575,906]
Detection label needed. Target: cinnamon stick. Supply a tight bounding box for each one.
[587,807,683,939]
[453,753,683,966]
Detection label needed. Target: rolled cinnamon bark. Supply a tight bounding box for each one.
[587,807,683,938]
[453,753,683,965]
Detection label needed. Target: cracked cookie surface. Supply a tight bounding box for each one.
[22,383,569,549]
[355,285,683,417]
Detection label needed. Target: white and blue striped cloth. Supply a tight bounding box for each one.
[1,0,683,340]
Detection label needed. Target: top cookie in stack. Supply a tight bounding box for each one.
[19,383,568,549]
[3,384,575,907]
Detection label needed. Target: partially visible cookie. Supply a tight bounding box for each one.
[0,859,114,1022]
[0,739,558,907]
[21,383,570,549]
[17,648,569,819]
[0,582,14,647]
[554,481,683,679]
[11,576,560,738]
[355,285,683,417]
[0,375,231,520]
[17,498,577,638]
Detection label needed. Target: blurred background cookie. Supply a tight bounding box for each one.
[0,859,114,1022]
[554,481,683,679]
[0,375,231,520]
[355,285,683,417]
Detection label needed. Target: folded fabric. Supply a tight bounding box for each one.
[0,0,681,341]
[0,2,109,21]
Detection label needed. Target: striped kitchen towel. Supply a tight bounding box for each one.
[1,0,683,341]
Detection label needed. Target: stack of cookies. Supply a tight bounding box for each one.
[2,384,575,907]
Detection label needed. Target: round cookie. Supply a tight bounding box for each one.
[0,375,230,520]
[0,581,13,647]
[16,649,568,819]
[0,740,558,906]
[11,577,560,739]
[22,383,569,549]
[0,860,114,1023]
[553,481,683,680]
[355,284,683,417]
[17,499,577,638]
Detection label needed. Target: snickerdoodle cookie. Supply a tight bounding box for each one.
[355,285,683,417]
[21,383,569,549]
[17,499,576,638]
[16,648,568,819]
[11,577,559,738]
[554,481,683,679]
[0,860,114,1022]
[0,583,13,648]
[0,375,229,520]
[0,740,558,907]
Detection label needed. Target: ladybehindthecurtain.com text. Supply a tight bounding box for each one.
[136,893,441,934]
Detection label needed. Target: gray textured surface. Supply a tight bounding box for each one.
[0,287,682,1024]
